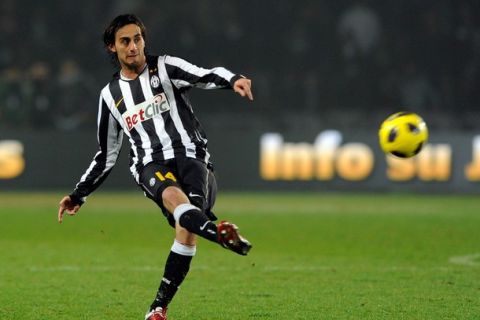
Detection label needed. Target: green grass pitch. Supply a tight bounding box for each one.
[0,192,479,319]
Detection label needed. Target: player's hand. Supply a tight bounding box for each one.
[58,196,81,223]
[233,77,253,101]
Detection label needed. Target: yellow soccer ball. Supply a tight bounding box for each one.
[378,112,428,158]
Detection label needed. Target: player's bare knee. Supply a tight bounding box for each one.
[162,186,189,213]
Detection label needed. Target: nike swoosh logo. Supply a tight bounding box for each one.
[115,97,124,108]
[199,221,210,231]
[189,192,203,198]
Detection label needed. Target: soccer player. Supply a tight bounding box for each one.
[57,14,253,320]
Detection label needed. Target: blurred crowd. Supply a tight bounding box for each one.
[1,0,480,132]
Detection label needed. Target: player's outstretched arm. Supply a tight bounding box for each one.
[58,196,81,223]
[233,78,253,101]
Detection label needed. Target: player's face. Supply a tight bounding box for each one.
[110,24,146,71]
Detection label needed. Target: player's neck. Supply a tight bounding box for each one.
[120,62,147,80]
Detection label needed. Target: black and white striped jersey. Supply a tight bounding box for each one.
[70,55,242,202]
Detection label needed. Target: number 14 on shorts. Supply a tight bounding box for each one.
[155,171,177,182]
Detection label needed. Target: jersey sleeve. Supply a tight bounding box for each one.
[69,95,123,205]
[164,55,243,90]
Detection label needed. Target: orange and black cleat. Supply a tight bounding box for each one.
[217,221,252,256]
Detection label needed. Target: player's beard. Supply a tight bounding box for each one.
[124,59,141,71]
[122,54,145,72]
[125,61,139,70]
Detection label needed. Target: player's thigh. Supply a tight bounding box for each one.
[177,158,210,211]
[138,160,180,226]
[139,160,180,200]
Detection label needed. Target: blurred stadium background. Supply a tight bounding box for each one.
[0,0,480,192]
[1,0,480,193]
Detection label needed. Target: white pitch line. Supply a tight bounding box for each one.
[26,265,332,273]
[27,265,162,272]
[25,264,458,273]
[449,253,480,266]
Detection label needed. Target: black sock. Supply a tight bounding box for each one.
[150,250,193,310]
[178,209,218,243]
[173,204,218,243]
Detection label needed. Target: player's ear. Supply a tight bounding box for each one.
[108,44,117,53]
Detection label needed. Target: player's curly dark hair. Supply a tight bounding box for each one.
[103,14,147,67]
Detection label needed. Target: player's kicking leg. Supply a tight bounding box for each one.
[170,202,253,256]
[139,162,252,255]
[170,200,252,256]
[170,158,252,256]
